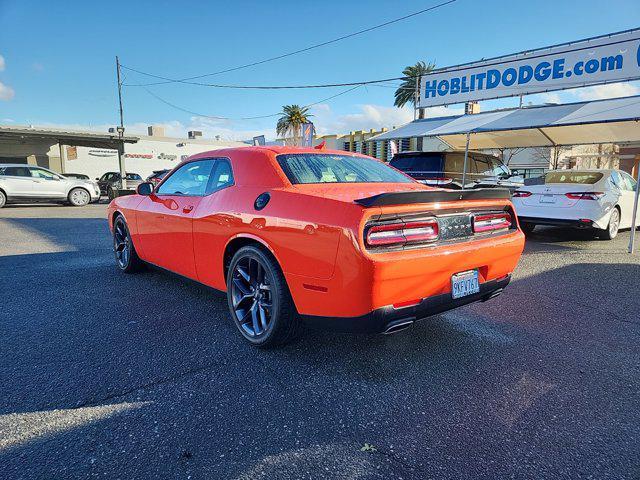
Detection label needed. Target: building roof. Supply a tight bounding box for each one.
[0,125,139,148]
[369,95,640,149]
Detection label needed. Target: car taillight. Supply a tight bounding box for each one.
[366,219,439,247]
[473,213,512,233]
[565,192,604,200]
[512,191,532,198]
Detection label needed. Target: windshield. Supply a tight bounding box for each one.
[544,171,603,184]
[277,153,413,184]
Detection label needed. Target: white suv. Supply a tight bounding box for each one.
[0,164,101,208]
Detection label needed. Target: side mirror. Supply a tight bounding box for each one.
[95,178,100,181]
[137,182,154,196]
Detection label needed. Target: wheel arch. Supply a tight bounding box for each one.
[223,234,283,283]
[67,185,92,200]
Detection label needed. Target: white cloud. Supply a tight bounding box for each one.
[0,55,5,71]
[0,81,15,101]
[537,92,562,104]
[312,104,414,135]
[574,82,640,101]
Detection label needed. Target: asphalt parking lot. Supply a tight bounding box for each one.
[1,203,639,479]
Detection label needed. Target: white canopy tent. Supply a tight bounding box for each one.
[369,95,640,252]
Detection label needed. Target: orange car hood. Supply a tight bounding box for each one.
[290,182,432,203]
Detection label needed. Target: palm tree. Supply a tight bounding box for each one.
[394,61,435,119]
[276,105,312,146]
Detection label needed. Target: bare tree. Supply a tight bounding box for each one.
[494,147,526,165]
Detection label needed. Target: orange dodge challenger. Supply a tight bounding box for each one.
[108,146,524,347]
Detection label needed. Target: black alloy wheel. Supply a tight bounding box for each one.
[227,246,300,347]
[113,216,142,272]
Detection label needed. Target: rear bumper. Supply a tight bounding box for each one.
[301,275,511,334]
[518,216,595,229]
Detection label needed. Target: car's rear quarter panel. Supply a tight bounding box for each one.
[286,198,525,319]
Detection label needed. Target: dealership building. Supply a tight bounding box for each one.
[0,125,247,180]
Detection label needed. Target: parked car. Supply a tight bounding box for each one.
[512,169,639,239]
[146,169,170,186]
[0,164,100,208]
[97,172,143,200]
[389,150,523,191]
[108,147,525,347]
[63,173,90,180]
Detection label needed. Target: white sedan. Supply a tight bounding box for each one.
[512,169,639,240]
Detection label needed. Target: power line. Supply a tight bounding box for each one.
[142,84,363,121]
[125,74,415,89]
[121,0,455,87]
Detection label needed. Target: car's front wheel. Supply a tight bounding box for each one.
[68,187,90,207]
[227,246,301,347]
[113,216,143,272]
[0,190,6,208]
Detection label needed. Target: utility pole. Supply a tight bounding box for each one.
[115,56,127,190]
[413,76,419,121]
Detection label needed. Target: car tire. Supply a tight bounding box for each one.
[107,186,116,201]
[599,207,620,240]
[68,187,91,207]
[520,222,535,235]
[227,245,301,348]
[113,215,143,273]
[0,190,6,208]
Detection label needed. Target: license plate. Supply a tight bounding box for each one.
[451,270,480,299]
[540,194,556,204]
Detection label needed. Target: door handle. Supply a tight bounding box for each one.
[183,205,194,213]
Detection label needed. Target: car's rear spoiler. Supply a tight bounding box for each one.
[354,188,511,207]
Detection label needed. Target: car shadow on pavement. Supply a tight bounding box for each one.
[2,215,640,479]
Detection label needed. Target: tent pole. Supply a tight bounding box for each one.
[628,173,640,254]
[462,132,471,190]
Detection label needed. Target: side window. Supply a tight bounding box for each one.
[30,168,58,179]
[610,171,623,189]
[4,166,31,177]
[621,172,637,191]
[205,159,234,195]
[156,160,215,196]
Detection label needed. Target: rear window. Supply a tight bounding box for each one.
[0,166,31,177]
[277,153,413,184]
[126,173,142,180]
[544,172,603,184]
[390,154,442,172]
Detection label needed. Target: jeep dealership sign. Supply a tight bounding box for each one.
[419,28,640,107]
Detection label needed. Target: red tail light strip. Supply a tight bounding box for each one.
[565,192,604,200]
[472,213,512,233]
[512,191,532,198]
[366,219,439,247]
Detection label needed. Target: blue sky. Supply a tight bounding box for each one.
[0,0,639,140]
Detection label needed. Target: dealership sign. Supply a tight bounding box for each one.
[419,28,640,108]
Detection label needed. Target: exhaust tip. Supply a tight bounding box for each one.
[383,318,415,335]
[481,288,503,302]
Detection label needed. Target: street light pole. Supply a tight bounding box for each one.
[115,56,126,190]
[461,132,471,190]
